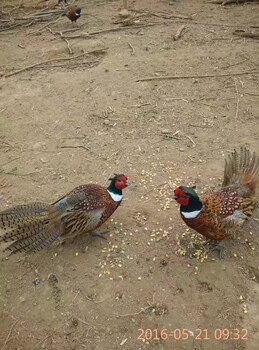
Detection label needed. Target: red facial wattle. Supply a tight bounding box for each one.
[115,176,128,190]
[176,196,190,206]
[174,187,190,206]
[174,187,185,198]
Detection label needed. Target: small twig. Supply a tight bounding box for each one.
[233,30,259,40]
[177,20,257,28]
[173,25,186,41]
[116,305,153,317]
[77,318,90,326]
[35,334,52,348]
[116,294,156,317]
[152,12,192,20]
[64,38,73,55]
[220,58,248,70]
[84,23,160,37]
[68,290,80,307]
[186,135,196,147]
[0,157,20,167]
[244,92,259,97]
[1,170,38,177]
[211,0,259,4]
[46,27,71,54]
[233,78,240,119]
[129,102,151,107]
[127,42,135,55]
[137,70,259,82]
[58,26,160,40]
[1,319,19,350]
[31,17,62,34]
[188,123,211,128]
[59,145,90,151]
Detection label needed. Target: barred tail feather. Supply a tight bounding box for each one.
[0,202,48,229]
[5,224,62,255]
[223,147,259,195]
[0,217,47,243]
[0,203,63,254]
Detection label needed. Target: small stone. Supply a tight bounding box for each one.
[33,278,41,286]
[161,129,171,134]
[32,142,43,151]
[104,119,110,126]
[119,9,130,18]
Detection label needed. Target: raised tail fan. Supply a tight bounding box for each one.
[222,147,259,197]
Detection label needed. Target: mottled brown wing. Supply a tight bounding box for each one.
[182,190,242,240]
[52,184,120,236]
[62,209,105,235]
[53,184,108,213]
[202,189,241,218]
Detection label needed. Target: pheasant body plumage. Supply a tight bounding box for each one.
[174,147,259,241]
[65,5,81,25]
[0,174,128,254]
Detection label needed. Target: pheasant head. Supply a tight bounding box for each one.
[174,186,203,219]
[107,174,128,202]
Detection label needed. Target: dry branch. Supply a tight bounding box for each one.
[137,71,259,82]
[128,42,135,55]
[152,12,192,20]
[4,54,84,78]
[233,78,240,119]
[233,30,259,39]
[210,0,259,4]
[46,27,74,54]
[1,319,19,350]
[186,20,256,28]
[4,48,107,78]
[0,9,64,31]
[58,23,160,39]
[35,335,52,348]
[59,145,90,151]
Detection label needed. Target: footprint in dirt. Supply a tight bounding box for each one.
[48,273,62,307]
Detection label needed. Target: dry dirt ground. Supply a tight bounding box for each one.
[0,0,259,349]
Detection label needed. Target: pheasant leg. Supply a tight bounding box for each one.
[91,230,109,239]
[204,239,226,258]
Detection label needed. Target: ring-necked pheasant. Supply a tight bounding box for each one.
[174,147,259,241]
[65,5,81,26]
[0,174,128,254]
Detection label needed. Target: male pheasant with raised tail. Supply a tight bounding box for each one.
[0,174,128,254]
[174,147,259,241]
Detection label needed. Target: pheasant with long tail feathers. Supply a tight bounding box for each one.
[0,174,128,254]
[174,147,259,241]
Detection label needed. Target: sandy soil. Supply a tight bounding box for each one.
[0,0,259,349]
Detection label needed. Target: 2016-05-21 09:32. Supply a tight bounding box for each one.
[137,328,248,341]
